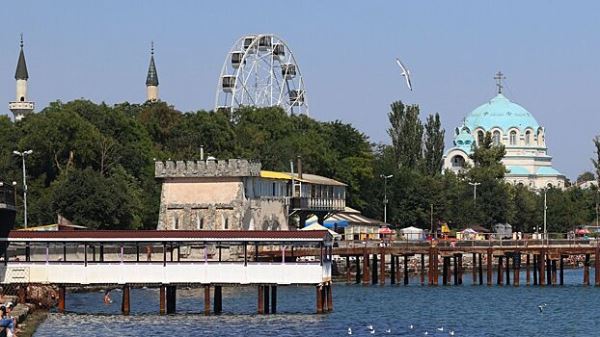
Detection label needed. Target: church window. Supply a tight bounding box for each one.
[451,155,465,168]
[492,131,501,146]
[477,131,485,146]
[509,131,517,145]
[525,130,532,145]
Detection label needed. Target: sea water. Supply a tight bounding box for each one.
[33,269,597,336]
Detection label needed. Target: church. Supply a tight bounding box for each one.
[443,72,566,189]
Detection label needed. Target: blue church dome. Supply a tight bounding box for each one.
[464,94,540,132]
[453,127,475,152]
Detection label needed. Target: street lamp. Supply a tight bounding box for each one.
[543,188,548,245]
[13,149,33,228]
[468,181,481,204]
[380,174,393,224]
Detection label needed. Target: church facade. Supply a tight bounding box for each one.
[443,73,566,189]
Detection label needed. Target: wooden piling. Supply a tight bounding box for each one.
[533,255,538,285]
[214,286,222,314]
[584,254,590,285]
[390,256,396,285]
[316,286,324,314]
[258,286,264,314]
[428,248,434,285]
[362,253,369,285]
[433,248,439,285]
[159,285,166,315]
[204,285,210,315]
[453,255,458,286]
[420,254,425,286]
[551,259,557,286]
[526,254,530,286]
[121,285,130,315]
[486,249,493,286]
[326,284,333,312]
[58,286,66,313]
[595,246,600,286]
[355,256,361,284]
[396,254,401,284]
[458,254,463,285]
[403,255,409,285]
[505,255,511,286]
[372,254,378,285]
[497,256,504,285]
[478,253,483,285]
[346,256,351,284]
[166,286,177,314]
[546,256,552,286]
[559,256,564,286]
[264,285,270,314]
[379,252,386,286]
[514,253,520,287]
[539,251,546,286]
[472,253,477,285]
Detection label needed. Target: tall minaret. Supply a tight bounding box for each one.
[9,35,35,121]
[146,42,159,102]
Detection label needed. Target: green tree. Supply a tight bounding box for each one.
[422,113,445,176]
[593,136,600,186]
[387,101,423,170]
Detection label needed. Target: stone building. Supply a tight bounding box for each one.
[443,73,566,189]
[155,159,346,231]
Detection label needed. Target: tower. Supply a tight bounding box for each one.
[9,35,35,121]
[146,42,159,102]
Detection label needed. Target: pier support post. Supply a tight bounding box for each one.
[121,285,130,315]
[486,249,493,286]
[478,253,483,285]
[584,254,590,285]
[258,286,264,314]
[514,252,520,287]
[533,255,538,285]
[372,254,378,285]
[326,284,333,312]
[526,254,530,286]
[204,285,211,315]
[546,256,552,286]
[420,254,425,286]
[396,254,401,284]
[472,253,477,285]
[428,248,433,285]
[346,256,351,284]
[505,255,511,286]
[214,286,222,314]
[355,256,361,284]
[271,285,277,314]
[458,254,463,285]
[453,255,458,286]
[316,286,324,314]
[559,256,564,286]
[58,286,66,313]
[442,256,449,286]
[551,259,557,285]
[263,285,270,314]
[390,256,396,285]
[403,255,409,285]
[362,253,369,285]
[497,256,504,286]
[166,286,177,314]
[539,251,546,286]
[159,285,166,315]
[379,252,385,286]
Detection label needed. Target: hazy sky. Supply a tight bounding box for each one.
[1,1,599,180]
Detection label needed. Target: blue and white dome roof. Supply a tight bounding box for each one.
[464,94,540,132]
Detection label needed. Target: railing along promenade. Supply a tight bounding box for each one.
[0,230,334,315]
[264,237,600,288]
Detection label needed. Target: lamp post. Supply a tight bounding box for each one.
[13,150,33,228]
[468,181,481,204]
[543,188,548,246]
[380,174,393,224]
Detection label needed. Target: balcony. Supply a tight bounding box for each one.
[290,197,345,211]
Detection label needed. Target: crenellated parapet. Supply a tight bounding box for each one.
[155,159,261,178]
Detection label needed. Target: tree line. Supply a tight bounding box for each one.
[0,98,598,234]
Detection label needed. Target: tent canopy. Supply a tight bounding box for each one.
[400,226,424,234]
[301,223,341,239]
[461,228,478,234]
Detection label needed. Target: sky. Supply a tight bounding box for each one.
[0,1,599,180]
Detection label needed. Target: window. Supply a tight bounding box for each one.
[509,130,517,145]
[492,131,501,146]
[477,131,485,146]
[451,155,465,168]
[224,218,229,229]
[173,215,179,229]
[197,217,204,230]
[20,96,24,102]
[525,130,531,145]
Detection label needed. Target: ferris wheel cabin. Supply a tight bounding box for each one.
[258,36,272,51]
[272,43,285,59]
[221,75,236,93]
[281,63,296,79]
[231,51,244,68]
[289,90,305,106]
[243,36,256,52]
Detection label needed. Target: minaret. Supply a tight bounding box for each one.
[146,42,159,102]
[9,35,35,121]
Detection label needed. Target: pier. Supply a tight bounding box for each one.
[0,230,333,315]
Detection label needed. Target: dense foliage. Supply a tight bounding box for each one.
[0,98,598,234]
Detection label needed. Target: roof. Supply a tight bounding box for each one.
[15,47,28,80]
[506,165,530,175]
[464,94,540,133]
[146,54,159,86]
[4,230,331,243]
[536,166,563,176]
[260,170,346,186]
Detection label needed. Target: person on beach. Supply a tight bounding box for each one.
[0,305,15,337]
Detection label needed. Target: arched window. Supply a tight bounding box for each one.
[492,130,501,146]
[509,130,517,145]
[525,130,532,145]
[477,131,485,146]
[537,128,544,146]
[451,155,465,168]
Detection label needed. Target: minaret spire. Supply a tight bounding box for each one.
[9,34,34,121]
[146,41,159,101]
[494,71,506,94]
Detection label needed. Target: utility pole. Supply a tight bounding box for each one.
[380,174,393,224]
[13,150,33,228]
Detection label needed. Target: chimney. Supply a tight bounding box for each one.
[297,156,303,179]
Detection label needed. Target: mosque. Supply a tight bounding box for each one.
[8,37,160,121]
[443,72,566,189]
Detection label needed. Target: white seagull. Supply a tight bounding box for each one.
[395,58,413,91]
[449,331,455,336]
[348,327,352,335]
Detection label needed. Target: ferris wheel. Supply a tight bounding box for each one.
[215,34,309,116]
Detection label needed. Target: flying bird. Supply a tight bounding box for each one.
[395,58,413,91]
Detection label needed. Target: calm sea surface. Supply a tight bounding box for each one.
[33,269,598,337]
